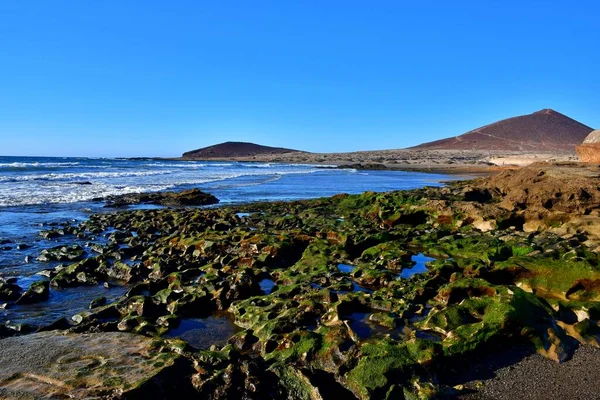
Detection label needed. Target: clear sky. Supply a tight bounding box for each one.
[0,1,598,157]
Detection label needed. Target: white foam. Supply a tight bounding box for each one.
[0,162,81,168]
[0,170,175,183]
[0,161,331,207]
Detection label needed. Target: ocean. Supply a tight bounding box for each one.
[0,155,461,327]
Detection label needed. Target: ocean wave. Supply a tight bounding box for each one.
[0,161,327,207]
[0,169,176,183]
[141,163,209,168]
[240,163,273,168]
[0,183,174,207]
[138,162,239,169]
[0,162,82,168]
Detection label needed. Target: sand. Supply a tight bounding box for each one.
[452,345,600,399]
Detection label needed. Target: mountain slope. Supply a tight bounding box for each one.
[412,109,593,152]
[182,142,301,159]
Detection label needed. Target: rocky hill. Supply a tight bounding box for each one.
[412,109,593,152]
[182,142,301,159]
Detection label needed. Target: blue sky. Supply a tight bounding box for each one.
[0,1,598,157]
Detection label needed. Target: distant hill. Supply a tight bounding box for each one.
[182,142,301,159]
[412,109,593,152]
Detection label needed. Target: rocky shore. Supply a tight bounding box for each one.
[1,163,600,399]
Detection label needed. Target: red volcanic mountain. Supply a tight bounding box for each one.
[412,109,593,152]
[182,141,301,159]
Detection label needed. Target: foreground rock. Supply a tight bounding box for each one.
[104,188,219,207]
[0,331,195,399]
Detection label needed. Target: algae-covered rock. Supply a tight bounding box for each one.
[345,339,439,399]
[19,164,600,398]
[16,280,49,304]
[37,244,85,262]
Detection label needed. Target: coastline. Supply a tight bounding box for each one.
[1,162,600,398]
[171,148,578,176]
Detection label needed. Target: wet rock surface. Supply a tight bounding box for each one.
[3,164,600,399]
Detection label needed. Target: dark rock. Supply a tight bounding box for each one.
[90,296,107,309]
[16,280,50,304]
[104,188,219,208]
[338,163,390,171]
[37,317,72,332]
[39,229,65,239]
[37,244,85,262]
[0,280,22,301]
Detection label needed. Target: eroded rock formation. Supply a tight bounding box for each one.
[576,130,600,163]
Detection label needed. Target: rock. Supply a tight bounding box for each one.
[37,317,72,332]
[3,321,37,335]
[50,257,100,288]
[16,280,50,304]
[106,261,134,282]
[338,163,390,170]
[89,296,107,309]
[0,281,22,301]
[576,129,600,163]
[37,244,85,262]
[39,228,65,239]
[104,188,219,208]
[0,331,195,399]
[36,269,55,278]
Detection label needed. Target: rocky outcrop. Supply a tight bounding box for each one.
[576,130,600,163]
[104,188,219,208]
[413,109,593,152]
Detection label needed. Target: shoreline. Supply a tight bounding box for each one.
[169,148,579,176]
[1,162,600,398]
[167,156,507,176]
